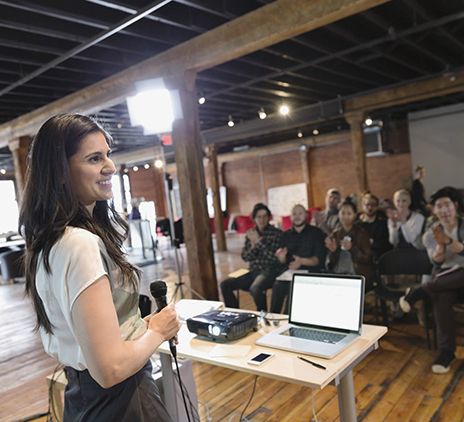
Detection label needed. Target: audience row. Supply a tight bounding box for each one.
[220,184,464,375]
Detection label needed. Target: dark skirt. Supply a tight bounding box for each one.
[64,360,173,422]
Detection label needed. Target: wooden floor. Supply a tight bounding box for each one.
[1,233,464,422]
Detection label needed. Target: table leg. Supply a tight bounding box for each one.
[337,369,357,422]
[160,353,178,421]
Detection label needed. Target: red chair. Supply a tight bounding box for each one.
[234,216,254,233]
[210,216,230,233]
[307,206,321,223]
[281,216,292,231]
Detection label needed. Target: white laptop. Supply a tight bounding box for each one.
[256,273,365,359]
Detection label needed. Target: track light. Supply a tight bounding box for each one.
[297,130,303,138]
[365,117,373,126]
[0,169,5,174]
[280,105,289,115]
[144,164,150,169]
[133,166,139,172]
[258,108,267,119]
[198,96,205,105]
[228,115,234,127]
[313,128,319,135]
[155,160,163,168]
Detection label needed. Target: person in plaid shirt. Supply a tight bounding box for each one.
[220,203,283,311]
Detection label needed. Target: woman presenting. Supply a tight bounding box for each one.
[20,114,181,421]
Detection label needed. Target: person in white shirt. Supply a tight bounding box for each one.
[387,189,425,250]
[20,114,180,421]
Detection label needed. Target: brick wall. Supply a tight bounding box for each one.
[128,167,158,202]
[127,141,412,216]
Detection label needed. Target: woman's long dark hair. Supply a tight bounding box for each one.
[20,113,141,334]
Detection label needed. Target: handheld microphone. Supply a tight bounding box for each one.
[149,279,177,357]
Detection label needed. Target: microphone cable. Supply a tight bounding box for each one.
[172,353,193,422]
[173,359,201,422]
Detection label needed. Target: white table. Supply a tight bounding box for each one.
[158,319,387,422]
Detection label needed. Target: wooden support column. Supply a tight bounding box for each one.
[153,165,169,219]
[207,145,227,252]
[299,146,314,209]
[345,111,369,196]
[8,136,30,203]
[167,71,218,300]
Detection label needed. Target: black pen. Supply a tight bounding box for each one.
[297,355,326,370]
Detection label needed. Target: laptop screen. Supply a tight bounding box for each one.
[289,274,364,332]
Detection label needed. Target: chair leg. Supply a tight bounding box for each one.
[423,298,438,351]
[380,299,389,328]
[374,297,379,325]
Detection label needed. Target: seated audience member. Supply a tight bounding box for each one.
[271,204,327,314]
[312,188,342,235]
[400,187,464,374]
[357,192,392,263]
[325,198,373,288]
[220,203,282,311]
[387,189,425,249]
[129,205,141,220]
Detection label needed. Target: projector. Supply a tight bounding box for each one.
[186,310,258,341]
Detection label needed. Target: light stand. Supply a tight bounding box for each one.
[164,172,206,302]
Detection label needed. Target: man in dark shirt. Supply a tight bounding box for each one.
[357,192,392,263]
[270,204,327,314]
[220,203,282,311]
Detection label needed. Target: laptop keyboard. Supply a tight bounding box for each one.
[283,327,346,344]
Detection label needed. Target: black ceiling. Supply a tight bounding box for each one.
[1,0,464,170]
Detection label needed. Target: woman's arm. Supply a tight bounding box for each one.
[400,212,425,244]
[72,276,180,389]
[388,218,399,246]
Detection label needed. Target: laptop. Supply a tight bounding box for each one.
[256,273,365,359]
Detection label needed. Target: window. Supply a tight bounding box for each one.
[0,181,19,234]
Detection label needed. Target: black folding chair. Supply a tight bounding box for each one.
[374,248,436,349]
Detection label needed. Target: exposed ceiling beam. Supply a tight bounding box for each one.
[0,0,390,146]
[344,68,464,112]
[0,0,172,98]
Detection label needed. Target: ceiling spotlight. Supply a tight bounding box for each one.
[144,164,150,169]
[258,108,267,119]
[0,169,5,174]
[228,115,234,127]
[155,159,163,168]
[198,96,205,105]
[313,129,319,135]
[297,130,303,138]
[117,123,122,129]
[280,105,289,115]
[365,117,373,126]
[133,166,139,172]
[124,168,129,173]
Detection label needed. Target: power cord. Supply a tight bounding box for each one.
[11,362,63,422]
[48,362,64,422]
[198,401,212,422]
[239,375,258,421]
[310,388,319,422]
